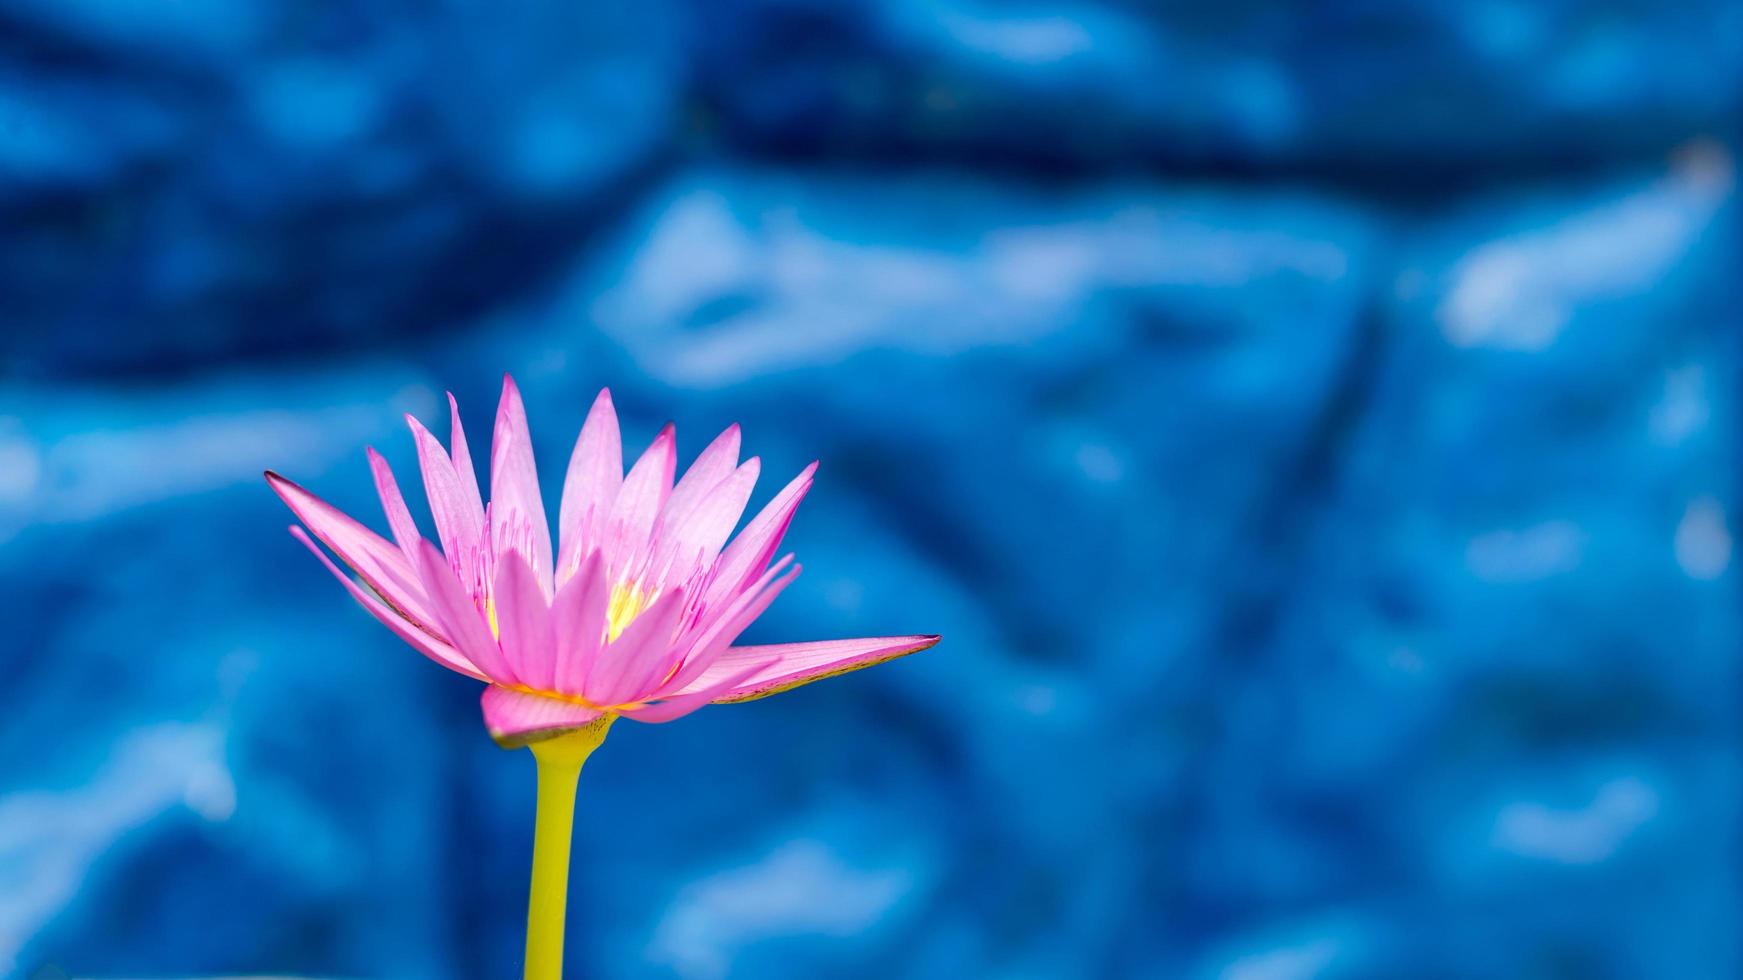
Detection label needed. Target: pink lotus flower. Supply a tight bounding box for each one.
[267,376,938,747]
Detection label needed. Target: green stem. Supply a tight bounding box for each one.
[523,719,613,980]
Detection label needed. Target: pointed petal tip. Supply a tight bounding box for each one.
[578,546,605,576]
[414,535,446,569]
[496,373,528,419]
[263,469,305,503]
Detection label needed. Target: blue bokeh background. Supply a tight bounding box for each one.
[3,2,1741,977]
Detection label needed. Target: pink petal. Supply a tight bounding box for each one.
[704,462,815,612]
[492,549,557,691]
[289,526,486,681]
[447,392,485,523]
[481,684,606,747]
[491,374,554,595]
[615,663,764,724]
[660,423,741,533]
[367,448,421,567]
[607,423,676,578]
[265,470,438,633]
[660,556,799,695]
[675,635,939,704]
[414,538,515,683]
[557,389,623,584]
[659,457,760,585]
[551,550,610,697]
[585,588,686,706]
[408,414,484,571]
[609,587,703,704]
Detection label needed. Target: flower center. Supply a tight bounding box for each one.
[606,582,652,642]
[478,580,654,646]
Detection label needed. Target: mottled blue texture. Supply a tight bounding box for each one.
[1,1,1739,978]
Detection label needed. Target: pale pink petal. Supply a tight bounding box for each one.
[676,635,940,703]
[659,457,760,584]
[481,684,606,747]
[447,392,485,522]
[289,526,486,681]
[414,539,515,683]
[704,462,815,611]
[615,663,764,724]
[607,423,676,578]
[557,389,623,583]
[266,470,438,633]
[661,556,799,695]
[660,423,741,533]
[408,415,483,569]
[551,551,610,697]
[367,448,421,567]
[491,374,554,595]
[585,588,686,706]
[609,588,703,704]
[493,550,557,691]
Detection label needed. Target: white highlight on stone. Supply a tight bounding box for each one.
[1490,775,1658,865]
[1675,496,1731,581]
[1465,520,1586,583]
[647,840,912,980]
[1221,936,1341,980]
[0,723,232,974]
[1649,364,1709,447]
[1439,148,1732,351]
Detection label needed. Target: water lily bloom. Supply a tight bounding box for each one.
[265,376,939,748]
[268,375,936,980]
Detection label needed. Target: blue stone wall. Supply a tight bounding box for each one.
[1,1,1738,977]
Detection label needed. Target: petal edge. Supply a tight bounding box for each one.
[680,635,940,704]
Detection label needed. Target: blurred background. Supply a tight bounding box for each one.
[1,1,1739,977]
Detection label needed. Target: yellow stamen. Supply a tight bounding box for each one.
[486,594,501,640]
[605,582,652,642]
